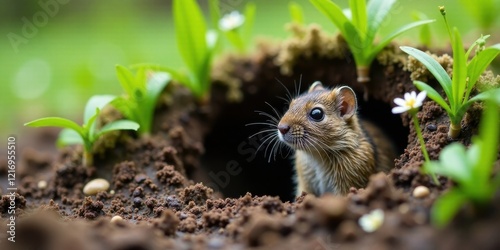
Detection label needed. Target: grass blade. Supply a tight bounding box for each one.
[414,80,452,114]
[475,97,499,192]
[350,0,367,38]
[400,46,454,105]
[451,28,467,109]
[242,2,256,43]
[372,20,435,60]
[142,72,171,133]
[289,2,305,24]
[173,0,207,75]
[467,44,500,92]
[365,0,396,45]
[310,0,350,37]
[209,0,220,29]
[431,189,466,227]
[116,65,137,97]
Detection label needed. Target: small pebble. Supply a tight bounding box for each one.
[413,186,430,198]
[110,215,123,223]
[110,190,115,195]
[134,174,147,183]
[427,124,437,131]
[37,180,47,189]
[133,197,143,207]
[83,178,110,195]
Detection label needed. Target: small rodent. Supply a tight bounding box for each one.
[277,81,396,196]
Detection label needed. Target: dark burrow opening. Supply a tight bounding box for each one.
[201,54,411,201]
[202,82,408,202]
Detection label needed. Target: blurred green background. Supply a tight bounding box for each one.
[1,0,499,136]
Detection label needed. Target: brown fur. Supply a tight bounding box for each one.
[277,82,396,196]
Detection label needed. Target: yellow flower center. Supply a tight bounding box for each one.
[406,98,415,108]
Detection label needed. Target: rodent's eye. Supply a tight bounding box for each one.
[309,107,324,122]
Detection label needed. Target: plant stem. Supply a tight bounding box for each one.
[83,150,93,167]
[356,66,370,83]
[412,114,439,185]
[448,122,461,139]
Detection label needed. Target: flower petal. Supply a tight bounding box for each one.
[404,92,411,101]
[393,98,407,107]
[416,91,427,104]
[392,106,410,114]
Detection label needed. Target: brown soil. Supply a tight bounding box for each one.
[1,29,499,249]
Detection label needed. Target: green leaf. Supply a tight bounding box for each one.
[225,30,245,51]
[426,143,470,184]
[209,0,220,29]
[451,28,467,110]
[412,11,431,47]
[365,0,396,46]
[467,44,500,93]
[116,65,137,97]
[25,117,85,136]
[131,64,192,90]
[310,0,352,39]
[242,2,256,43]
[370,19,435,62]
[431,189,467,227]
[475,97,500,182]
[86,108,100,142]
[400,46,454,105]
[174,0,208,75]
[57,128,84,147]
[111,96,137,122]
[289,1,305,24]
[97,120,140,138]
[350,0,367,37]
[142,72,171,133]
[414,80,452,114]
[83,95,115,124]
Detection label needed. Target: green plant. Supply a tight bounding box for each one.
[411,11,431,48]
[289,1,305,24]
[459,0,500,33]
[24,95,140,167]
[427,93,500,227]
[392,90,439,185]
[137,0,220,101]
[218,2,256,52]
[113,65,170,135]
[310,0,434,84]
[400,7,500,139]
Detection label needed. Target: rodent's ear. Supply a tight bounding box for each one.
[308,81,325,93]
[337,86,357,119]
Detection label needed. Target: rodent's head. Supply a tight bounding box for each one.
[277,81,358,153]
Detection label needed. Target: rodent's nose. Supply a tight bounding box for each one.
[278,124,290,135]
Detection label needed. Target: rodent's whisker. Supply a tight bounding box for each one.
[246,122,276,127]
[247,128,276,139]
[275,77,294,103]
[256,132,278,155]
[255,110,280,124]
[264,102,283,121]
[268,137,283,162]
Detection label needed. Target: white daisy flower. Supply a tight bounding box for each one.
[219,11,245,31]
[391,91,427,114]
[358,209,384,233]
